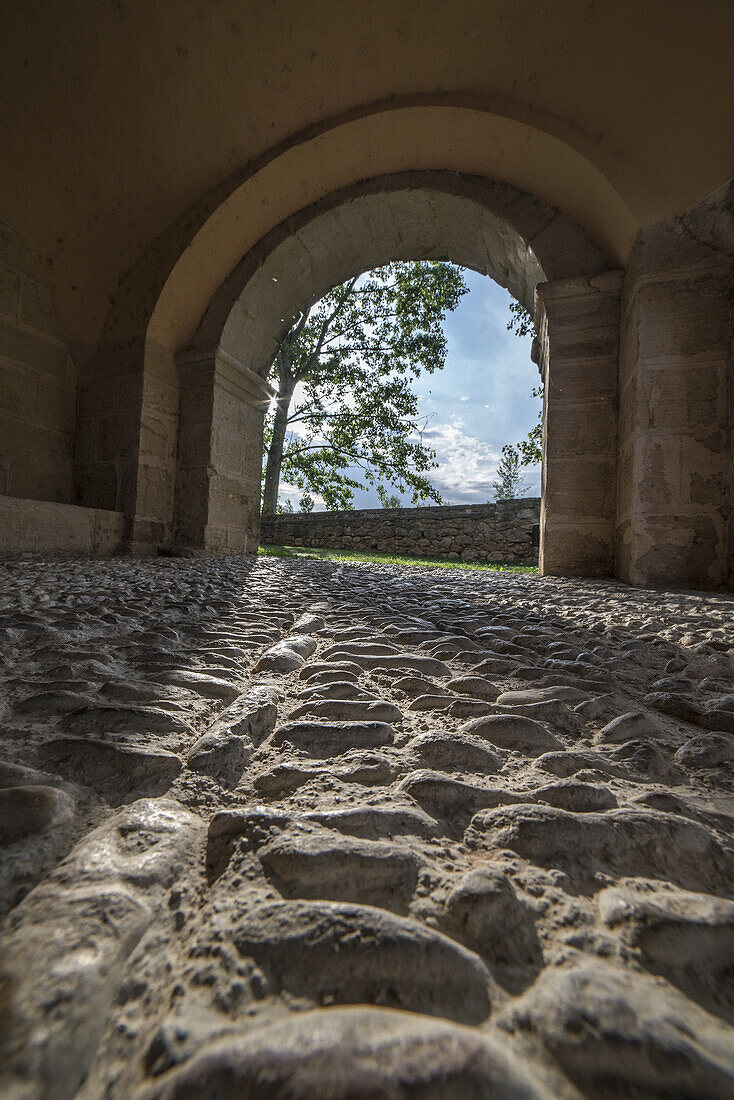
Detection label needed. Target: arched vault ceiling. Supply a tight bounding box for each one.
[147,113,626,351]
[180,176,605,379]
[1,0,732,345]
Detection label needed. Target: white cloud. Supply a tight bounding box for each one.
[279,483,326,511]
[459,395,469,401]
[421,418,503,504]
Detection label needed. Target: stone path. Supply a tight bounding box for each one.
[1,553,733,1098]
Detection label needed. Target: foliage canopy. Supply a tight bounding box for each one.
[506,302,542,468]
[261,261,468,513]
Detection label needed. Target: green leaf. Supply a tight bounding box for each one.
[263,260,467,511]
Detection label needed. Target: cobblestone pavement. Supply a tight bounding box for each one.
[1,554,734,1099]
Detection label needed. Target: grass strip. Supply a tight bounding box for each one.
[258,544,537,574]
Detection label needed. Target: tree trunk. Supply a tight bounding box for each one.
[262,371,296,514]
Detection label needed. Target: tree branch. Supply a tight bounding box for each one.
[294,276,359,381]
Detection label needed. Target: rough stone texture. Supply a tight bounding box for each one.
[0,495,124,554]
[616,193,734,590]
[174,349,274,554]
[0,214,78,504]
[537,271,622,578]
[135,1006,549,1100]
[1,551,733,1097]
[262,498,540,564]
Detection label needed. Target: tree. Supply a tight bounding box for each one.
[507,299,535,339]
[507,301,543,466]
[299,492,315,513]
[491,445,528,501]
[382,494,402,509]
[261,261,468,514]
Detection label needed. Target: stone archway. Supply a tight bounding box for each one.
[71,103,634,563]
[167,172,620,576]
[66,109,733,589]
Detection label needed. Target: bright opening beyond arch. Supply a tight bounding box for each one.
[259,264,542,517]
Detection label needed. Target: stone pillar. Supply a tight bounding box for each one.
[616,191,734,590]
[74,336,146,523]
[74,336,180,553]
[537,271,622,577]
[0,214,78,504]
[174,348,274,553]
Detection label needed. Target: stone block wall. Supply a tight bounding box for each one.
[0,214,77,503]
[260,499,540,564]
[616,185,734,589]
[537,272,622,578]
[0,495,124,554]
[174,349,272,554]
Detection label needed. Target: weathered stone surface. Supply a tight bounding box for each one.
[461,714,563,754]
[186,729,252,785]
[408,730,504,773]
[406,691,455,712]
[466,805,734,895]
[15,689,92,717]
[287,697,403,723]
[0,799,204,1100]
[493,698,586,734]
[328,651,452,677]
[299,660,363,681]
[222,899,492,1024]
[533,749,630,779]
[398,770,519,822]
[499,962,734,1099]
[255,634,317,672]
[296,678,377,701]
[599,884,734,1023]
[59,703,192,737]
[303,803,441,839]
[0,784,75,845]
[528,779,617,812]
[257,825,421,909]
[497,685,590,706]
[145,669,242,700]
[34,737,182,801]
[675,732,734,768]
[2,554,733,1098]
[135,1007,548,1099]
[205,685,278,744]
[254,750,394,796]
[594,709,666,744]
[605,739,684,783]
[269,718,394,754]
[445,867,542,970]
[646,691,734,733]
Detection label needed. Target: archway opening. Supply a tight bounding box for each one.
[166,174,616,579]
[250,259,543,569]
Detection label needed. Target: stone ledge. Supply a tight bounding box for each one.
[0,495,124,555]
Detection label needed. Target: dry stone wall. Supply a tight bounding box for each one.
[261,499,541,564]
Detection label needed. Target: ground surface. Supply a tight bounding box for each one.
[1,554,733,1099]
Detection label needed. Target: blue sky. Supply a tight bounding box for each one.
[279,269,542,510]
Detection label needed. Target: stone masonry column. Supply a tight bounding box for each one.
[75,336,181,553]
[615,194,734,589]
[174,348,274,553]
[537,271,623,578]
